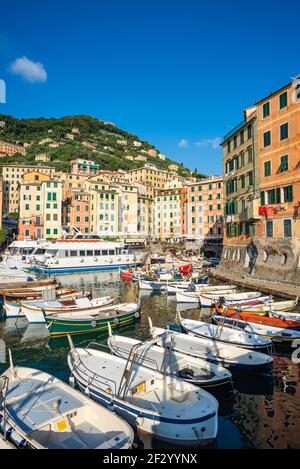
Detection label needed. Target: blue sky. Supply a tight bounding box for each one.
[0,0,300,174]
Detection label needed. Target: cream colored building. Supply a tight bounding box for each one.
[2,164,55,215]
[35,153,51,163]
[126,163,179,198]
[18,171,62,239]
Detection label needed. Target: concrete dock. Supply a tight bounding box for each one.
[213,268,300,299]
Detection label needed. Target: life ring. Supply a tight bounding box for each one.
[91,320,97,328]
[113,317,119,324]
[109,258,113,263]
[94,257,97,261]
[134,311,140,319]
[80,258,84,263]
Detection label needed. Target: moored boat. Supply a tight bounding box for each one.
[67,341,219,446]
[212,314,300,345]
[107,328,233,395]
[197,292,261,308]
[0,360,134,449]
[20,296,115,324]
[45,302,141,336]
[3,288,92,318]
[175,288,238,303]
[148,318,273,373]
[179,313,272,352]
[214,302,300,330]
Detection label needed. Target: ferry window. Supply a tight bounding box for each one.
[65,251,69,257]
[35,249,45,255]
[70,250,77,257]
[102,250,108,256]
[94,250,101,256]
[80,250,86,256]
[109,250,115,255]
[86,250,93,256]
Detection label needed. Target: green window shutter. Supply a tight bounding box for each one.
[260,191,265,205]
[284,219,292,237]
[263,131,271,147]
[280,155,288,172]
[264,161,271,177]
[263,102,270,118]
[275,188,281,203]
[279,91,288,109]
[280,123,288,140]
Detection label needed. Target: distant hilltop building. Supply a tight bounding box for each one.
[81,141,96,150]
[133,141,142,147]
[70,158,100,176]
[0,140,26,157]
[117,139,128,146]
[148,149,158,158]
[71,127,80,134]
[35,153,51,163]
[0,121,6,128]
[168,163,179,172]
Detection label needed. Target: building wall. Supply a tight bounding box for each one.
[2,164,55,215]
[187,177,223,243]
[0,140,26,157]
[62,190,92,234]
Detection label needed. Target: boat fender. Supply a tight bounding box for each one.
[80,258,84,263]
[0,416,26,448]
[107,401,115,412]
[84,386,90,397]
[91,320,97,328]
[94,257,97,262]
[69,375,76,388]
[113,317,119,324]
[109,258,113,263]
[134,311,140,319]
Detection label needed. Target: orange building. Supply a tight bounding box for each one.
[256,77,300,240]
[62,189,92,234]
[186,176,223,255]
[0,140,26,157]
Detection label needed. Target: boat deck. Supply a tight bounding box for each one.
[6,378,84,433]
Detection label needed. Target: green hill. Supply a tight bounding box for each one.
[0,114,201,178]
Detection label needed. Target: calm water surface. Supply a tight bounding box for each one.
[0,271,299,449]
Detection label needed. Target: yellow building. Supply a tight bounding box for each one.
[126,163,179,198]
[18,171,62,239]
[2,164,55,215]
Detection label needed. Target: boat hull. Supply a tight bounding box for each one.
[46,308,140,336]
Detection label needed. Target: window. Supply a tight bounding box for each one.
[241,175,245,188]
[279,155,288,172]
[240,130,244,144]
[233,136,237,149]
[266,220,273,238]
[79,250,85,256]
[264,161,271,177]
[86,250,93,256]
[279,91,288,109]
[247,124,252,139]
[53,229,58,235]
[36,204,40,211]
[280,123,288,140]
[283,185,293,202]
[268,189,276,204]
[46,214,50,221]
[284,219,292,238]
[263,131,271,147]
[46,228,51,235]
[227,140,231,153]
[263,102,270,118]
[70,250,77,257]
[248,171,253,186]
[76,216,80,222]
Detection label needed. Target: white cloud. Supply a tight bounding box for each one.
[195,137,222,150]
[178,139,189,148]
[9,56,47,83]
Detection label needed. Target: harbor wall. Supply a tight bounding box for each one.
[219,237,300,286]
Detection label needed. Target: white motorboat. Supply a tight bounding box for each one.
[179,313,272,352]
[237,297,298,313]
[197,292,261,308]
[0,265,33,285]
[68,340,219,446]
[20,296,115,323]
[213,315,300,345]
[0,361,134,449]
[175,289,238,304]
[149,319,273,373]
[107,328,233,394]
[269,309,300,321]
[167,283,237,294]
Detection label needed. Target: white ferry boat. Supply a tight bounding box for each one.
[27,238,145,274]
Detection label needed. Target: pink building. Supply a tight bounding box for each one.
[70,158,99,176]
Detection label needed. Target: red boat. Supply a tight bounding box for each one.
[178,264,193,275]
[120,269,133,281]
[214,302,300,330]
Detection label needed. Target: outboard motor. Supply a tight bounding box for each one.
[218,296,226,308]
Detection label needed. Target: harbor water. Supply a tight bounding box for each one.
[0,270,299,449]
